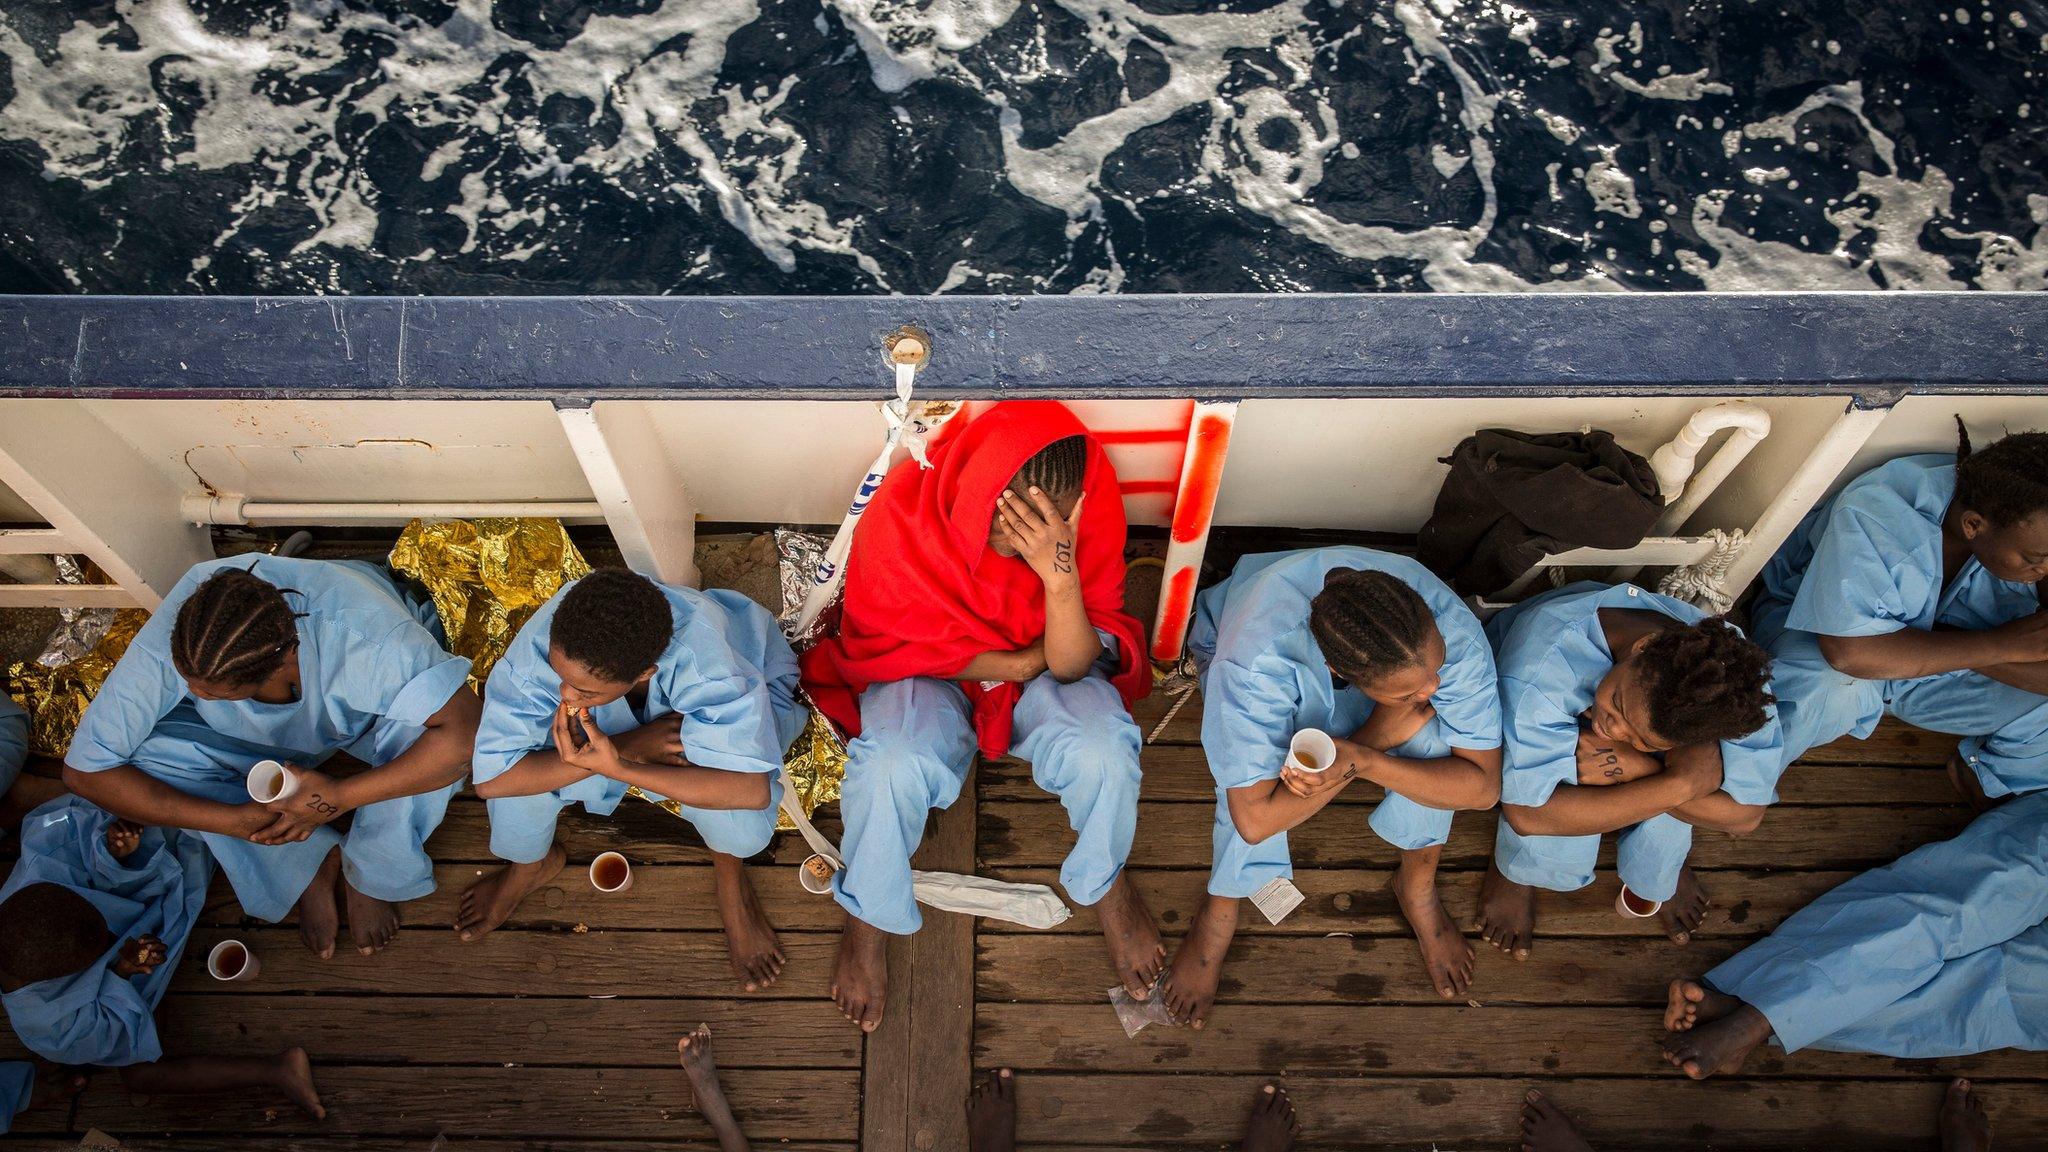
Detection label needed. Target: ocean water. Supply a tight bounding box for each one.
[0,0,2042,294]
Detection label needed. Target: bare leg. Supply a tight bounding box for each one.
[1095,872,1165,998]
[1657,867,1712,946]
[297,847,343,960]
[1395,845,1475,999]
[1241,1083,1297,1152]
[1519,1090,1595,1152]
[678,1026,750,1152]
[343,877,400,956]
[1660,1002,1772,1079]
[1662,977,1741,1033]
[712,853,784,992]
[118,1048,325,1120]
[26,1060,88,1114]
[1940,1078,1992,1152]
[966,1067,1017,1152]
[831,912,889,1033]
[1474,859,1536,961]
[454,843,567,942]
[1164,894,1240,1029]
[0,773,69,833]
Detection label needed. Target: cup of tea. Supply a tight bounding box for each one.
[246,759,300,804]
[589,851,633,893]
[799,853,839,895]
[1287,728,1338,775]
[1615,884,1662,918]
[207,939,261,982]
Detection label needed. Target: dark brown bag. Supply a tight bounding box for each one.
[1416,429,1662,598]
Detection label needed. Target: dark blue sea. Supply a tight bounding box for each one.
[1,0,2042,294]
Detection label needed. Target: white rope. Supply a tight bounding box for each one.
[1656,528,1748,614]
[1146,683,1197,746]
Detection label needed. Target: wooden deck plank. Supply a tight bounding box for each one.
[985,867,1852,938]
[50,1142,853,1152]
[168,928,839,998]
[980,934,1750,1006]
[986,750,1965,806]
[861,767,977,1152]
[420,801,820,866]
[974,1002,2048,1080]
[981,800,1972,871]
[201,864,842,932]
[998,1074,2045,1150]
[67,1068,859,1140]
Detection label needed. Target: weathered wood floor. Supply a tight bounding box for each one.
[4,701,2045,1150]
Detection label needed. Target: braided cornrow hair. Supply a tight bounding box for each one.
[1008,435,1088,501]
[1635,619,1774,746]
[170,566,302,689]
[1308,568,1435,685]
[1953,417,2048,527]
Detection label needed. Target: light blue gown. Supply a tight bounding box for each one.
[1490,583,1785,902]
[66,557,471,921]
[472,580,805,864]
[1755,455,2047,797]
[1705,789,2048,1056]
[0,796,213,1068]
[834,640,1140,936]
[0,1062,31,1133]
[0,694,26,798]
[1186,548,1502,899]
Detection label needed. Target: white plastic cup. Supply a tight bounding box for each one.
[799,853,839,896]
[207,939,260,982]
[1616,885,1663,918]
[1287,728,1338,775]
[246,759,299,804]
[589,851,633,894]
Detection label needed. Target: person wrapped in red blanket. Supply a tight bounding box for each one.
[802,400,1160,1032]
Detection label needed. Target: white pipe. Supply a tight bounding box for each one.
[183,494,606,526]
[1651,402,1773,535]
[1717,400,1892,597]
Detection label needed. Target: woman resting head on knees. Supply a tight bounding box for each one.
[802,401,1155,1033]
[1164,551,1504,1025]
[62,557,479,961]
[1477,582,1780,962]
[1750,421,2048,811]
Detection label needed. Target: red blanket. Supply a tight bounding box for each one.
[801,400,1149,756]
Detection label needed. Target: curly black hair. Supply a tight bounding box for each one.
[1953,417,2048,528]
[1007,434,1088,501]
[1635,619,1775,746]
[0,883,109,987]
[171,566,303,688]
[1309,568,1436,685]
[550,569,672,684]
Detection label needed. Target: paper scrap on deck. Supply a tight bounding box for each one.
[388,517,591,690]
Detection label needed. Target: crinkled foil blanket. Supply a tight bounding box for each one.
[4,521,845,826]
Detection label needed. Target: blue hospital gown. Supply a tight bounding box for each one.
[472,579,806,864]
[66,557,470,921]
[0,796,212,1068]
[1187,548,1501,897]
[1756,454,2048,796]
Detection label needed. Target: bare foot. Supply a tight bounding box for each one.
[831,914,889,1033]
[1662,978,1741,1033]
[679,1026,750,1152]
[28,1060,88,1112]
[297,847,343,959]
[966,1067,1017,1152]
[1163,894,1240,1029]
[1394,852,1474,999]
[1474,860,1536,961]
[1946,755,2000,815]
[1241,1083,1298,1152]
[712,854,784,992]
[1660,1003,1772,1079]
[1095,872,1165,999]
[343,878,400,956]
[1940,1077,1992,1152]
[454,843,567,942]
[274,1047,326,1120]
[1520,1089,1594,1152]
[1657,867,1712,946]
